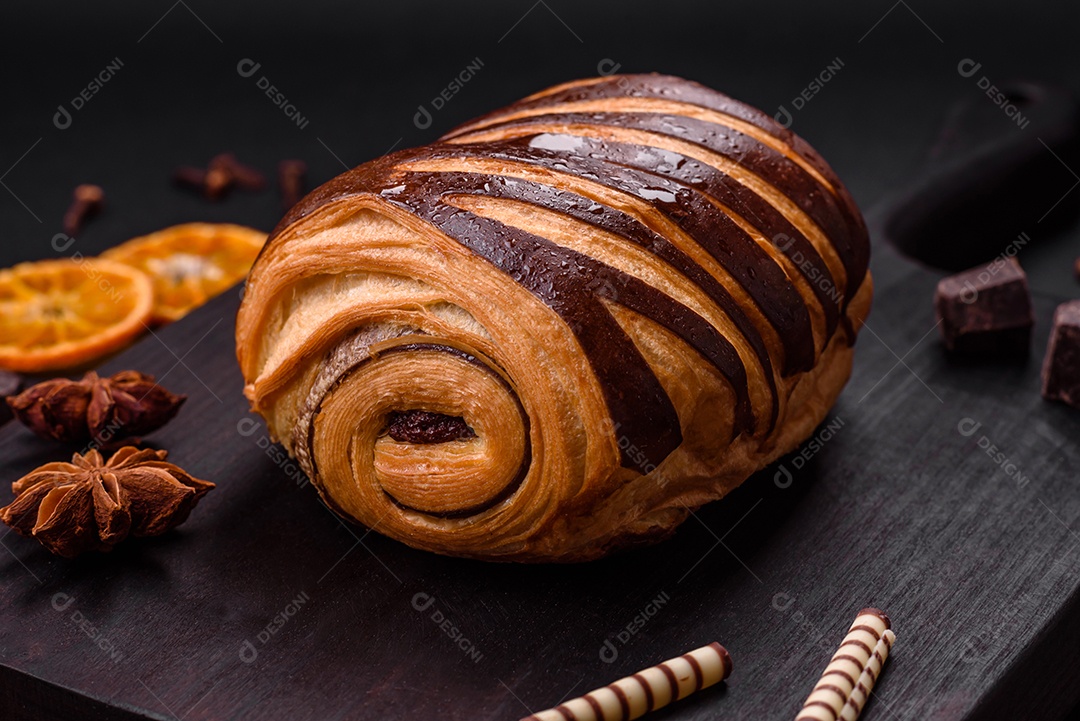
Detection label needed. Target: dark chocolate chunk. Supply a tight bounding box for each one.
[0,370,23,426]
[1041,300,1080,408]
[386,410,476,444]
[935,257,1034,356]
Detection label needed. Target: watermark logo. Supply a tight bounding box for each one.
[596,59,634,95]
[774,416,845,488]
[237,58,310,130]
[237,417,309,488]
[959,633,996,664]
[239,591,311,663]
[52,233,76,253]
[599,591,671,663]
[598,415,676,489]
[52,592,124,663]
[611,420,660,476]
[771,592,836,655]
[771,592,796,612]
[49,235,127,308]
[80,416,127,456]
[774,57,844,129]
[413,58,484,129]
[411,592,483,663]
[956,232,1029,304]
[957,417,1030,489]
[597,58,621,76]
[957,59,1031,130]
[53,58,124,130]
[774,233,842,305]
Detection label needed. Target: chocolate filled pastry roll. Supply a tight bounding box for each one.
[235,74,872,561]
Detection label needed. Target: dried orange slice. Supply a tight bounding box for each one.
[103,223,266,323]
[0,258,154,373]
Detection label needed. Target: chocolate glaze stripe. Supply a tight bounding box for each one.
[445,110,867,297]
[442,126,855,330]
[525,75,871,241]
[379,178,759,462]
[520,642,731,721]
[427,170,776,427]
[520,132,843,337]
[410,143,816,376]
[447,111,865,288]
[453,95,842,197]
[442,74,849,202]
[445,106,852,248]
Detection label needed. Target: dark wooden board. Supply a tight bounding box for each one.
[1,233,1080,720]
[4,79,1080,720]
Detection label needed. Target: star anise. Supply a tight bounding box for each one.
[7,370,185,445]
[0,447,214,558]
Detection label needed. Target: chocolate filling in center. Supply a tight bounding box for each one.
[386,410,477,444]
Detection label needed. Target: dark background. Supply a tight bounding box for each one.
[2,0,1079,290]
[3,1,1080,718]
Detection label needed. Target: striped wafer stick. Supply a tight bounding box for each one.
[796,608,895,721]
[521,642,732,721]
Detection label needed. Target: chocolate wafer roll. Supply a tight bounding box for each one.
[796,608,895,721]
[235,74,872,561]
[522,642,732,721]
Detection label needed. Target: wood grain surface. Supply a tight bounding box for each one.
[1,227,1079,720]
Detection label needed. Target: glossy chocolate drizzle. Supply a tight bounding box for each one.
[521,132,842,337]
[415,140,816,375]
[268,74,869,477]
[449,114,865,305]
[445,73,869,247]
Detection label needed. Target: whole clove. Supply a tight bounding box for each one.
[210,153,266,191]
[173,153,266,200]
[62,184,105,237]
[278,159,307,210]
[173,166,211,195]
